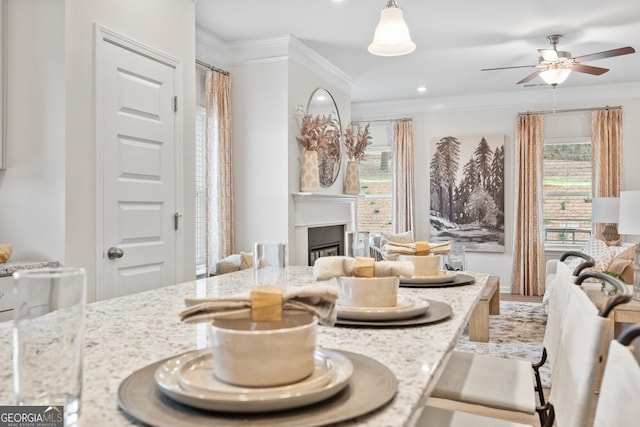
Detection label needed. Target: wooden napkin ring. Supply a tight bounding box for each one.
[354,257,375,277]
[251,285,283,322]
[415,241,431,256]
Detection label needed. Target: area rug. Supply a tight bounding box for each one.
[455,300,551,387]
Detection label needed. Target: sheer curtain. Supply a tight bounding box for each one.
[512,113,546,296]
[392,120,415,234]
[205,69,234,274]
[592,107,623,237]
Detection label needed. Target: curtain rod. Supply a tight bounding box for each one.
[196,59,230,76]
[351,117,413,124]
[518,105,621,116]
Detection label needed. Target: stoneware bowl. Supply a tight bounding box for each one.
[208,311,317,387]
[336,276,399,307]
[398,254,441,276]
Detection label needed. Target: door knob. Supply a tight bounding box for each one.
[107,247,124,260]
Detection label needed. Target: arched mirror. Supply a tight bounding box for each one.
[306,88,342,187]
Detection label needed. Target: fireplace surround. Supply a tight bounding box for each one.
[291,192,357,266]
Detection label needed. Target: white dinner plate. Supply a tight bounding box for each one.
[178,349,334,396]
[154,348,353,413]
[400,270,457,284]
[337,295,430,321]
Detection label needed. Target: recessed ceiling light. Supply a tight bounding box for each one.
[417,86,427,93]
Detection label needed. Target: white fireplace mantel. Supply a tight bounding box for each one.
[291,192,358,265]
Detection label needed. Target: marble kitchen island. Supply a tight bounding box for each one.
[0,267,488,426]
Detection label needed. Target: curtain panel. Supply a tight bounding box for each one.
[205,70,234,274]
[392,121,416,234]
[591,108,623,238]
[512,114,546,296]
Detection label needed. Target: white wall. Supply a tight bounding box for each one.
[287,61,351,262]
[355,92,640,293]
[0,0,65,261]
[230,60,290,253]
[0,0,195,302]
[64,0,196,301]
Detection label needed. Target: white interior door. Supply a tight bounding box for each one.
[99,38,177,300]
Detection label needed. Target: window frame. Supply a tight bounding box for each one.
[542,136,593,250]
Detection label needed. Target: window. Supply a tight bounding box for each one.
[542,139,593,245]
[357,123,393,236]
[195,106,206,276]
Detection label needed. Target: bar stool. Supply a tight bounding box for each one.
[421,270,631,427]
[430,252,594,421]
[593,325,640,427]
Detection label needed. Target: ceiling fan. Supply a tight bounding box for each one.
[482,34,635,86]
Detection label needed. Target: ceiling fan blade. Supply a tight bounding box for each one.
[517,70,543,85]
[573,46,635,63]
[570,63,609,75]
[481,64,537,71]
[538,48,559,62]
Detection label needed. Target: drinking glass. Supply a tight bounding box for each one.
[345,231,371,258]
[254,242,288,288]
[13,267,86,426]
[446,243,466,271]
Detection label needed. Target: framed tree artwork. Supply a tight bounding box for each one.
[429,134,505,252]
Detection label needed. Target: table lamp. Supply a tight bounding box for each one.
[618,191,640,301]
[592,197,620,244]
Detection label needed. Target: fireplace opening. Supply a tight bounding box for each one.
[308,225,345,266]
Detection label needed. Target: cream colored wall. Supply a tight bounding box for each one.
[65,0,196,301]
[0,0,65,261]
[357,96,640,293]
[0,0,196,302]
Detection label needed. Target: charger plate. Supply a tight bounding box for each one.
[117,349,397,427]
[335,300,452,327]
[400,273,475,287]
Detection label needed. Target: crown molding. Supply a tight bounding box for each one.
[352,82,640,116]
[195,30,353,94]
[287,36,353,95]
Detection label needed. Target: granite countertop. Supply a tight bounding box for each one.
[0,260,60,277]
[0,267,488,426]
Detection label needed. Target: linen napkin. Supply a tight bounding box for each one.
[382,240,451,260]
[179,284,339,326]
[312,256,414,281]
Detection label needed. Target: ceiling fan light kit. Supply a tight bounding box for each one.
[482,34,635,87]
[540,64,572,86]
[368,0,416,56]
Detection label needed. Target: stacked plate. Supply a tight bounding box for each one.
[337,295,430,321]
[154,348,354,413]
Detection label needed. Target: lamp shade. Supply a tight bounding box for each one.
[368,1,416,56]
[592,197,620,223]
[619,191,640,235]
[540,67,571,86]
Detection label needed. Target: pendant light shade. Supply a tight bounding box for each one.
[368,0,416,56]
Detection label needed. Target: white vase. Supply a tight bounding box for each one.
[300,150,319,192]
[344,160,360,195]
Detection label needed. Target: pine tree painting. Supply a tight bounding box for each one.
[429,134,505,252]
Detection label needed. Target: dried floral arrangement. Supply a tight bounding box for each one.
[296,113,340,153]
[343,123,372,161]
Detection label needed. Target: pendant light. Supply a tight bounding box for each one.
[368,0,416,56]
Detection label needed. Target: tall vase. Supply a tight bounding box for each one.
[344,160,360,195]
[300,150,319,192]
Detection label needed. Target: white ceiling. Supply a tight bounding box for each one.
[195,0,640,104]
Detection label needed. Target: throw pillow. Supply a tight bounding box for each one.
[240,252,254,270]
[581,237,615,272]
[607,258,632,276]
[382,230,414,243]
